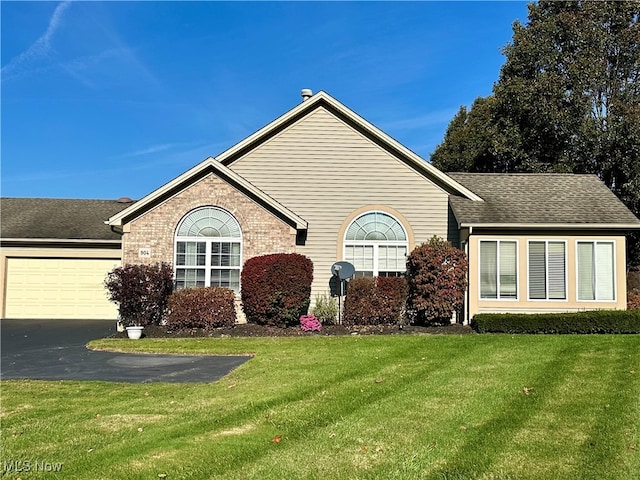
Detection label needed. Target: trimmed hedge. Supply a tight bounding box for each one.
[104,263,174,326]
[165,287,236,330]
[472,310,640,334]
[343,276,407,326]
[241,253,313,327]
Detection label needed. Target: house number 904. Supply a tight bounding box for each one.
[139,248,151,258]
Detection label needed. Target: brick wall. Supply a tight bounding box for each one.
[122,173,297,266]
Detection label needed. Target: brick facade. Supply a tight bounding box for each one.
[121,173,297,266]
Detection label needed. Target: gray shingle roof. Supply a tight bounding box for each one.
[1,198,133,241]
[447,173,640,227]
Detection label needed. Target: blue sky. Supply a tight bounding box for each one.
[2,1,529,200]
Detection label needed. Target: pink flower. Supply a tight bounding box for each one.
[300,314,322,332]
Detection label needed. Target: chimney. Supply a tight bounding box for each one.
[301,89,313,101]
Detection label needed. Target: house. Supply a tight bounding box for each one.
[2,90,639,322]
[0,198,131,319]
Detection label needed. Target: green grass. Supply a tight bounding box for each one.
[2,334,639,479]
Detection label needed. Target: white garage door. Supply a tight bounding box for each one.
[5,258,120,319]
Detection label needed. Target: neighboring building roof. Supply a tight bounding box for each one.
[448,173,640,229]
[1,198,132,242]
[107,157,308,230]
[217,90,483,202]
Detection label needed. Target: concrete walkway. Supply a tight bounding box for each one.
[1,319,250,383]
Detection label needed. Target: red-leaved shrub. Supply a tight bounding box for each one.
[628,267,640,293]
[165,287,236,330]
[628,292,640,310]
[343,276,407,326]
[406,236,467,326]
[241,253,313,327]
[105,263,174,326]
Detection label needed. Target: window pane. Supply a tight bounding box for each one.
[480,241,497,299]
[175,268,205,289]
[345,245,374,274]
[345,212,407,241]
[176,242,206,266]
[499,241,517,298]
[354,271,374,277]
[177,207,241,238]
[378,245,390,270]
[211,268,240,294]
[229,270,240,294]
[378,245,406,276]
[548,242,566,300]
[529,242,546,299]
[577,242,595,300]
[596,242,614,300]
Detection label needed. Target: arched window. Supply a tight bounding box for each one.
[174,207,242,293]
[343,211,408,277]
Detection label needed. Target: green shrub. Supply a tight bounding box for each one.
[241,253,313,327]
[311,292,339,325]
[105,263,174,326]
[472,310,640,334]
[343,276,407,326]
[405,236,467,326]
[165,287,236,330]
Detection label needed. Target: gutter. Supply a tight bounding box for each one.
[1,238,121,244]
[460,223,640,230]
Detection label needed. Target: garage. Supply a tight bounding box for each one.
[5,257,120,319]
[1,198,131,320]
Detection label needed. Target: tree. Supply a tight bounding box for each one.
[431,1,640,265]
[405,236,468,326]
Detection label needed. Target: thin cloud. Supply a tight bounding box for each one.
[380,108,459,131]
[2,1,72,79]
[118,143,179,159]
[4,141,229,186]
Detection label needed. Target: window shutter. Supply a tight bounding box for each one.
[547,242,566,300]
[480,242,497,299]
[528,242,546,299]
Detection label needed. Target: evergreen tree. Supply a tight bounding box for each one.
[431,0,640,265]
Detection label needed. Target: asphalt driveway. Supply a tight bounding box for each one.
[1,319,250,383]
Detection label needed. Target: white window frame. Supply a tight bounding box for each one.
[478,239,519,301]
[343,211,408,277]
[174,207,242,293]
[526,240,568,301]
[575,240,616,302]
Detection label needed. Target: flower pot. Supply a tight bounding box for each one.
[126,326,144,339]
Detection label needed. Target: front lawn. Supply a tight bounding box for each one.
[2,335,639,479]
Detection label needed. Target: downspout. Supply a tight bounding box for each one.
[465,226,472,325]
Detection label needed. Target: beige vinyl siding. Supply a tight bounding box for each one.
[228,107,452,297]
[467,234,627,318]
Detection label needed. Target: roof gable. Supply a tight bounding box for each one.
[448,173,640,229]
[218,91,482,201]
[107,157,307,230]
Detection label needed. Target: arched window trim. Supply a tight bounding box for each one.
[174,207,243,293]
[343,211,409,277]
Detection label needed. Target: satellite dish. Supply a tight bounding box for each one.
[331,261,355,280]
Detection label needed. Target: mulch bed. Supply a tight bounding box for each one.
[114,322,474,339]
